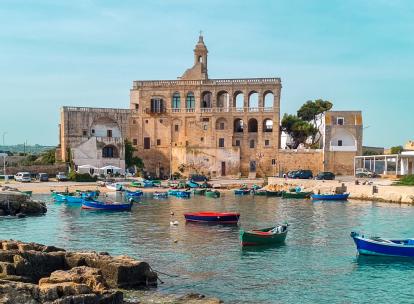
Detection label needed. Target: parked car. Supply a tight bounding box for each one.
[316,172,335,180]
[189,174,209,182]
[14,172,32,182]
[292,170,313,179]
[37,173,49,182]
[56,172,68,181]
[286,171,298,178]
[355,168,378,178]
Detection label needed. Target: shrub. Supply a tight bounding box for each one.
[68,171,97,182]
[394,175,414,186]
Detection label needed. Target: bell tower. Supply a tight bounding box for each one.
[180,33,209,80]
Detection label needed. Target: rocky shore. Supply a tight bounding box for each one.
[0,240,221,304]
[0,189,47,216]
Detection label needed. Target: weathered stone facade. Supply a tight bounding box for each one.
[129,35,281,177]
[57,107,130,171]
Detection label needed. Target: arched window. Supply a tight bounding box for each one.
[102,145,119,158]
[172,92,180,109]
[234,92,244,110]
[264,91,274,108]
[263,119,273,132]
[234,119,244,133]
[217,91,229,109]
[186,92,195,109]
[248,118,258,133]
[201,91,212,108]
[248,91,259,110]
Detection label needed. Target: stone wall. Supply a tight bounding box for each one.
[277,149,324,175]
[324,151,356,175]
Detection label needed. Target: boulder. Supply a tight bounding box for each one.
[0,279,40,304]
[0,191,47,216]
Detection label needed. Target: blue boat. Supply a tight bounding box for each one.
[186,180,200,188]
[351,232,414,257]
[175,190,191,198]
[311,193,349,201]
[153,191,168,199]
[234,189,251,195]
[125,189,144,197]
[168,189,179,196]
[81,199,132,211]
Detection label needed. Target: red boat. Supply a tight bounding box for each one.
[184,212,240,224]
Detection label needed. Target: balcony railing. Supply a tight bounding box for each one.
[153,107,275,114]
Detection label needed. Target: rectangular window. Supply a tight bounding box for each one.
[133,139,138,145]
[219,138,225,148]
[150,98,164,113]
[157,139,161,146]
[132,119,136,124]
[82,130,87,136]
[235,140,240,147]
[338,140,343,146]
[250,140,255,148]
[265,139,270,146]
[219,122,225,130]
[186,141,189,146]
[107,130,112,137]
[203,124,208,130]
[201,137,204,142]
[91,129,95,134]
[175,125,179,132]
[144,137,150,149]
[337,117,344,125]
[134,104,139,110]
[271,159,276,165]
[202,118,209,122]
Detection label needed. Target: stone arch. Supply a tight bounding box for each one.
[248,118,258,133]
[234,118,244,133]
[248,91,259,108]
[201,91,212,108]
[186,92,195,109]
[217,91,229,109]
[172,92,180,109]
[263,119,273,132]
[234,91,244,109]
[91,116,121,138]
[330,128,356,147]
[263,91,274,108]
[102,145,119,158]
[215,117,227,130]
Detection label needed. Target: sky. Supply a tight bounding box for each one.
[1,0,414,147]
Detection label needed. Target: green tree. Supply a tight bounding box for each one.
[281,114,317,149]
[38,149,56,165]
[297,99,333,145]
[390,145,404,154]
[125,139,144,170]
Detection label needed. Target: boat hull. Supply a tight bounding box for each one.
[265,191,283,197]
[351,232,414,257]
[82,200,132,211]
[205,190,220,198]
[234,189,251,195]
[311,193,349,201]
[240,228,288,246]
[184,212,240,224]
[282,191,312,199]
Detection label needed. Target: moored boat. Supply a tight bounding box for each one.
[205,190,220,198]
[311,193,349,201]
[153,191,168,199]
[81,199,132,211]
[106,183,124,191]
[125,189,144,197]
[240,224,289,246]
[175,190,191,198]
[282,191,312,199]
[187,180,200,188]
[193,188,206,195]
[252,189,267,196]
[184,212,240,224]
[20,190,32,197]
[265,190,283,197]
[351,231,414,257]
[234,189,251,195]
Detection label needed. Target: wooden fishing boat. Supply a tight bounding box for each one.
[311,193,349,201]
[53,193,83,204]
[184,212,240,224]
[252,189,267,196]
[175,190,191,198]
[234,189,251,195]
[130,181,143,188]
[153,191,168,199]
[125,189,144,197]
[205,190,220,198]
[282,191,312,199]
[351,231,414,257]
[240,224,289,246]
[265,190,283,197]
[187,180,200,188]
[81,199,132,211]
[193,188,206,195]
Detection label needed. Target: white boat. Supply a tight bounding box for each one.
[105,183,123,191]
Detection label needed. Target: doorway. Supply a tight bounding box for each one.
[221,162,226,176]
[249,161,256,172]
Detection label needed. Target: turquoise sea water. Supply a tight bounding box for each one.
[2,194,414,303]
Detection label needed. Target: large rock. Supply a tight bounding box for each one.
[0,191,47,216]
[0,279,40,304]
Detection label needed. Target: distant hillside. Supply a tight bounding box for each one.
[0,144,56,155]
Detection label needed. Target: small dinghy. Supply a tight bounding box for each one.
[53,193,83,204]
[240,224,289,247]
[175,190,191,198]
[82,199,132,211]
[311,193,349,201]
[205,190,220,198]
[193,188,206,195]
[351,232,414,257]
[186,180,200,188]
[184,212,240,224]
[282,191,312,199]
[234,189,251,195]
[153,191,168,199]
[125,190,144,197]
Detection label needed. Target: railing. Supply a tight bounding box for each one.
[133,77,281,89]
[155,107,275,114]
[62,106,130,114]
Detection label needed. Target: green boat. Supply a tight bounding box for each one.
[282,191,312,199]
[205,190,221,198]
[252,190,267,196]
[240,224,288,246]
[20,190,32,197]
[265,190,283,197]
[130,181,144,188]
[193,188,206,195]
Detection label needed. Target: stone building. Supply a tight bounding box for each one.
[129,35,281,178]
[56,106,130,172]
